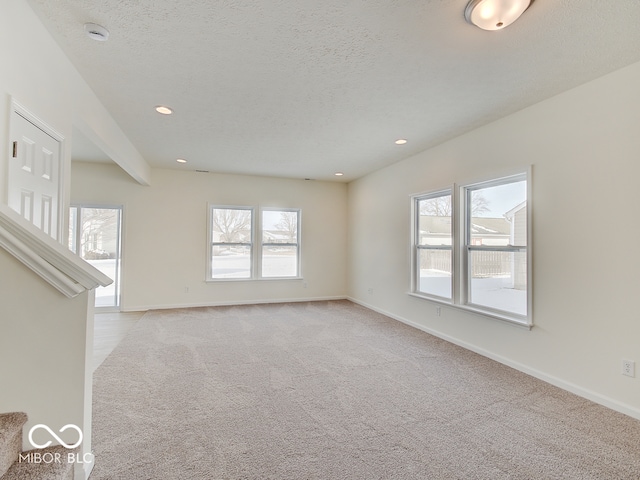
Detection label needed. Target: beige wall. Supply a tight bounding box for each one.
[347,61,640,418]
[71,163,348,310]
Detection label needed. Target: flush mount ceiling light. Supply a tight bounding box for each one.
[155,105,173,115]
[334,172,344,177]
[176,158,187,164]
[395,139,408,145]
[464,0,532,31]
[84,23,110,41]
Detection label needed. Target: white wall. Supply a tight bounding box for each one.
[348,61,640,419]
[71,163,348,310]
[0,247,94,476]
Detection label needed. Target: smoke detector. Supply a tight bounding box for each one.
[84,23,110,41]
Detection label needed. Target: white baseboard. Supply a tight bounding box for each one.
[347,296,640,421]
[75,458,93,480]
[122,295,347,313]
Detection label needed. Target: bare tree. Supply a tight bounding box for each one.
[274,211,297,243]
[419,193,490,217]
[420,196,452,216]
[470,191,490,216]
[78,208,118,258]
[212,209,251,243]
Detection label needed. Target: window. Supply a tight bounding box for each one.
[262,209,300,278]
[210,207,253,279]
[411,171,530,326]
[208,205,300,280]
[414,191,452,300]
[463,174,527,319]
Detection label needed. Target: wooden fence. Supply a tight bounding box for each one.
[420,249,526,289]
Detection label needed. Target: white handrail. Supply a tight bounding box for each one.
[0,204,112,298]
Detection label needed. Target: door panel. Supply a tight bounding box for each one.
[8,110,61,240]
[41,195,53,236]
[20,190,34,222]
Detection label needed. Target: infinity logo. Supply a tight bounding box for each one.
[28,424,83,449]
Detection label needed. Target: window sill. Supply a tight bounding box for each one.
[407,292,532,330]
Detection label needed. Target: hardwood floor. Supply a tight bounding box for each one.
[93,311,145,371]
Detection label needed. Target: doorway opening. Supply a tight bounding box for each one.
[69,205,122,309]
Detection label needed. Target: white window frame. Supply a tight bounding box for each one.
[207,204,302,281]
[410,169,532,328]
[260,207,301,279]
[69,204,123,310]
[207,205,255,281]
[411,189,453,301]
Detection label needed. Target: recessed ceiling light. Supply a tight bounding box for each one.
[155,105,173,115]
[176,158,187,163]
[334,172,344,176]
[395,139,408,145]
[84,23,110,41]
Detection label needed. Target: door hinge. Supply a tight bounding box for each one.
[12,141,17,158]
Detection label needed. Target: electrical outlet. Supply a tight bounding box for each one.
[622,359,635,378]
[367,288,373,295]
[436,307,441,317]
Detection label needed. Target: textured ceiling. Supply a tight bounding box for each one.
[27,0,640,182]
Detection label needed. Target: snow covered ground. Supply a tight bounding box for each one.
[87,259,118,307]
[419,269,526,316]
[212,254,297,278]
[87,258,525,315]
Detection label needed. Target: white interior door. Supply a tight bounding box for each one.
[8,109,61,240]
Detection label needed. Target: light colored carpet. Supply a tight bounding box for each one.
[0,412,27,476]
[91,300,640,479]
[0,412,74,480]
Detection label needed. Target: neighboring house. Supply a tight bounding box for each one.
[505,201,527,247]
[418,215,513,246]
[211,229,251,244]
[505,201,527,290]
[418,215,454,246]
[419,212,525,287]
[469,217,511,246]
[263,230,294,242]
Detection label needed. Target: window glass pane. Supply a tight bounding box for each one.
[468,250,527,316]
[211,208,252,243]
[262,245,298,277]
[417,194,451,245]
[78,207,121,308]
[469,180,526,247]
[211,245,251,278]
[263,210,298,243]
[68,207,78,253]
[417,249,451,299]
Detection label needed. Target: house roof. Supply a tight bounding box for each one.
[505,201,527,219]
[419,216,510,237]
[469,218,511,237]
